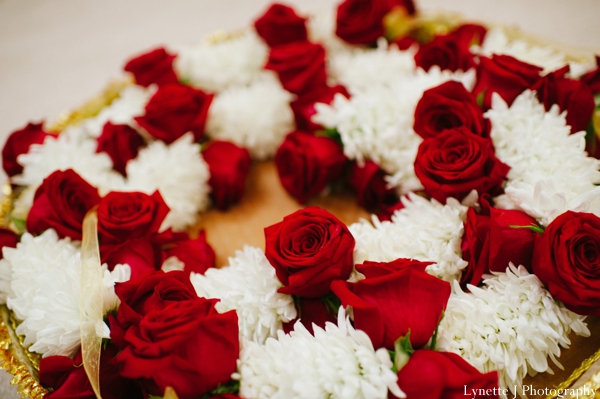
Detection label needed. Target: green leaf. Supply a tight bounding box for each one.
[322,293,342,316]
[202,379,240,398]
[392,332,414,371]
[10,217,26,235]
[315,128,343,147]
[148,395,163,399]
[475,90,485,107]
[509,223,545,235]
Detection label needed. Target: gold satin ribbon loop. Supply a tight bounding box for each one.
[80,208,103,399]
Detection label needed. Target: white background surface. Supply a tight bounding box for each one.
[0,0,599,397]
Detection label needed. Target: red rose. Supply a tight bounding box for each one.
[96,122,146,176]
[39,344,143,399]
[97,191,169,245]
[290,84,349,132]
[531,65,595,133]
[275,131,347,203]
[393,350,499,399]
[414,127,510,203]
[109,270,199,348]
[331,259,450,350]
[163,230,216,275]
[134,83,213,144]
[413,81,489,140]
[202,140,251,210]
[414,33,476,72]
[581,55,600,94]
[531,211,600,316]
[473,54,542,109]
[335,0,415,45]
[254,3,307,47]
[460,197,538,286]
[2,122,50,178]
[26,169,100,240]
[348,160,398,210]
[0,228,18,260]
[123,47,179,88]
[102,238,161,278]
[264,207,355,297]
[265,41,327,96]
[115,296,238,399]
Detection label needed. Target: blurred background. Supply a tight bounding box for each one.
[0,0,599,397]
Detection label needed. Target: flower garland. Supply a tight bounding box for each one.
[1,0,600,398]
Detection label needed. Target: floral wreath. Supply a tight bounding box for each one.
[1,0,600,398]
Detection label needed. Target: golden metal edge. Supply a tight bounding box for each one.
[0,306,48,399]
[546,348,600,398]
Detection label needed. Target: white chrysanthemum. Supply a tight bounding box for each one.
[190,246,296,344]
[329,40,416,94]
[83,84,156,137]
[477,27,567,73]
[486,91,600,225]
[102,264,131,314]
[349,193,468,281]
[314,68,475,192]
[173,30,268,92]
[12,128,125,203]
[0,230,128,358]
[125,133,211,231]
[238,308,404,399]
[307,8,354,55]
[206,73,294,159]
[437,266,590,398]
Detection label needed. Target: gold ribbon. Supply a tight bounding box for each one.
[80,209,103,399]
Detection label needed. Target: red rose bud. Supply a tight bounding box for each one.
[134,83,213,144]
[282,296,338,335]
[264,207,355,298]
[26,169,101,241]
[348,160,398,210]
[413,81,488,140]
[414,127,509,203]
[2,122,50,178]
[97,191,170,245]
[123,47,179,87]
[531,65,595,134]
[265,41,328,96]
[290,84,349,132]
[163,230,216,275]
[377,198,405,222]
[202,141,251,210]
[336,0,415,45]
[331,258,450,350]
[275,131,347,203]
[0,228,19,260]
[532,211,600,316]
[96,122,146,176]
[452,23,487,47]
[40,343,143,399]
[414,33,476,72]
[460,197,537,286]
[473,54,543,109]
[393,350,499,399]
[254,3,308,47]
[581,55,600,94]
[114,295,238,399]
